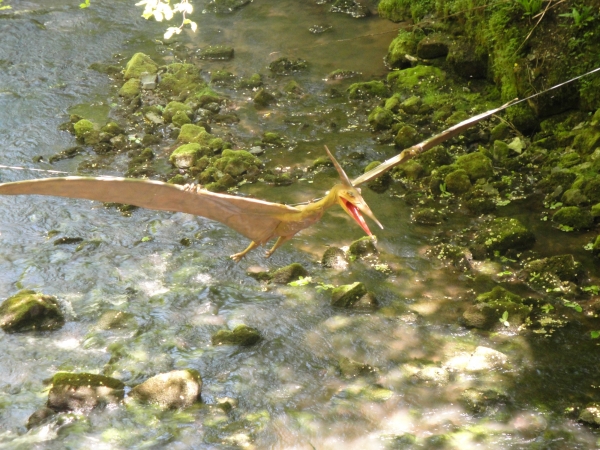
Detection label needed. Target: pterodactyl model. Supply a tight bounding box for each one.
[0,100,524,261]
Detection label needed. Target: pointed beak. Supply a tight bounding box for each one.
[338,195,384,236]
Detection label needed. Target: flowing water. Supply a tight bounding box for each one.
[1,1,600,449]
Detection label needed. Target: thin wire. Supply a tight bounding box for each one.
[0,164,70,174]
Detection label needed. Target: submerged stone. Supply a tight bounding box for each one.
[197,45,234,60]
[473,217,535,257]
[460,388,509,414]
[394,124,418,149]
[413,207,444,225]
[0,289,65,332]
[331,282,368,307]
[119,78,140,98]
[270,263,308,284]
[269,57,307,75]
[347,81,388,99]
[254,88,276,106]
[348,236,378,258]
[73,119,100,145]
[525,254,581,283]
[368,106,394,130]
[96,310,137,330]
[322,247,348,269]
[48,372,124,412]
[455,151,493,182]
[211,324,261,346]
[130,369,202,409]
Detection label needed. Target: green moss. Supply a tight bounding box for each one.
[331,282,368,307]
[538,170,577,193]
[172,110,192,128]
[158,63,206,98]
[119,78,140,98]
[163,101,193,123]
[101,121,124,136]
[254,89,276,106]
[401,96,422,115]
[444,169,471,194]
[525,254,581,282]
[552,206,593,230]
[474,217,535,255]
[349,236,378,257]
[561,188,589,206]
[387,65,445,91]
[51,372,125,390]
[177,123,210,144]
[124,53,158,80]
[211,325,261,346]
[364,161,392,193]
[368,106,394,130]
[582,177,600,203]
[347,81,389,99]
[214,149,262,177]
[262,132,286,147]
[385,29,418,69]
[170,143,210,168]
[270,263,308,284]
[237,73,262,89]
[416,146,452,174]
[73,119,100,145]
[455,152,493,182]
[197,45,234,60]
[210,70,235,85]
[0,289,65,332]
[394,124,418,148]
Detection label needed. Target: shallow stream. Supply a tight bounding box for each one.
[1,1,600,449]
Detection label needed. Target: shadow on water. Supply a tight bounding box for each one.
[1,1,600,449]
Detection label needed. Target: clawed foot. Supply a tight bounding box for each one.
[230,253,244,263]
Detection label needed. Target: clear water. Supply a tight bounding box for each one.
[0,1,599,449]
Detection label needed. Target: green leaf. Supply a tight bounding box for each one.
[79,0,90,8]
[591,330,600,339]
[288,276,312,287]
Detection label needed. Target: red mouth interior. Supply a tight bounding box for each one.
[342,199,372,236]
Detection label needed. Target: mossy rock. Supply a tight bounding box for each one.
[377,0,410,22]
[48,372,124,412]
[347,81,389,99]
[214,149,262,177]
[506,102,539,134]
[400,95,422,115]
[462,298,531,330]
[130,369,201,409]
[473,217,535,256]
[101,121,124,136]
[172,110,192,128]
[262,132,286,147]
[269,57,307,74]
[395,159,424,180]
[211,324,261,346]
[446,38,488,79]
[331,282,368,307]
[73,119,100,145]
[561,188,589,206]
[525,254,581,283]
[384,29,418,69]
[552,206,593,230]
[321,247,348,269]
[416,146,452,174]
[158,63,206,98]
[387,65,446,91]
[0,290,65,332]
[170,143,208,169]
[538,170,577,193]
[348,236,377,258]
[444,169,471,194]
[197,45,234,60]
[163,101,193,123]
[210,70,235,85]
[177,123,211,144]
[364,161,392,193]
[368,106,394,130]
[254,89,276,106]
[413,207,443,225]
[124,53,158,80]
[270,263,308,284]
[394,124,418,149]
[573,128,600,155]
[237,73,262,89]
[455,151,493,182]
[118,78,140,98]
[582,177,600,203]
[416,33,449,59]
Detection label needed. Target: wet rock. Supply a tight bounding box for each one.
[48,146,84,163]
[364,161,392,193]
[140,72,157,90]
[462,286,531,330]
[205,0,251,14]
[455,151,493,182]
[270,263,308,284]
[96,310,137,330]
[130,369,202,409]
[579,403,600,426]
[444,169,471,194]
[331,0,370,18]
[0,289,65,332]
[197,45,234,60]
[582,176,600,203]
[446,39,487,79]
[237,73,262,89]
[348,236,378,258]
[119,78,140,99]
[211,324,261,346]
[321,246,348,269]
[413,207,444,225]
[27,407,56,429]
[561,188,589,206]
[416,34,449,59]
[213,149,262,178]
[262,132,286,147]
[368,106,394,130]
[176,123,210,144]
[411,365,449,386]
[269,57,307,75]
[472,217,535,257]
[465,346,509,371]
[172,110,192,128]
[158,63,206,98]
[525,254,581,283]
[163,101,193,123]
[394,124,418,148]
[326,69,359,80]
[124,53,158,80]
[378,0,410,22]
[460,388,509,414]
[101,121,124,136]
[347,81,388,99]
[309,24,333,34]
[387,65,446,91]
[400,95,422,115]
[53,237,84,245]
[47,372,124,412]
[331,282,368,307]
[73,119,100,145]
[170,143,206,169]
[538,170,576,193]
[552,206,593,230]
[339,356,375,378]
[254,88,276,106]
[210,70,235,86]
[572,128,600,155]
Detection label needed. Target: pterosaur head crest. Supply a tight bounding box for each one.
[324,145,384,236]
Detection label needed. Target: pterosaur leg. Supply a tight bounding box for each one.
[230,241,260,263]
[265,235,292,258]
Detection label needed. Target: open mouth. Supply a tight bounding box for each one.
[342,198,372,236]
